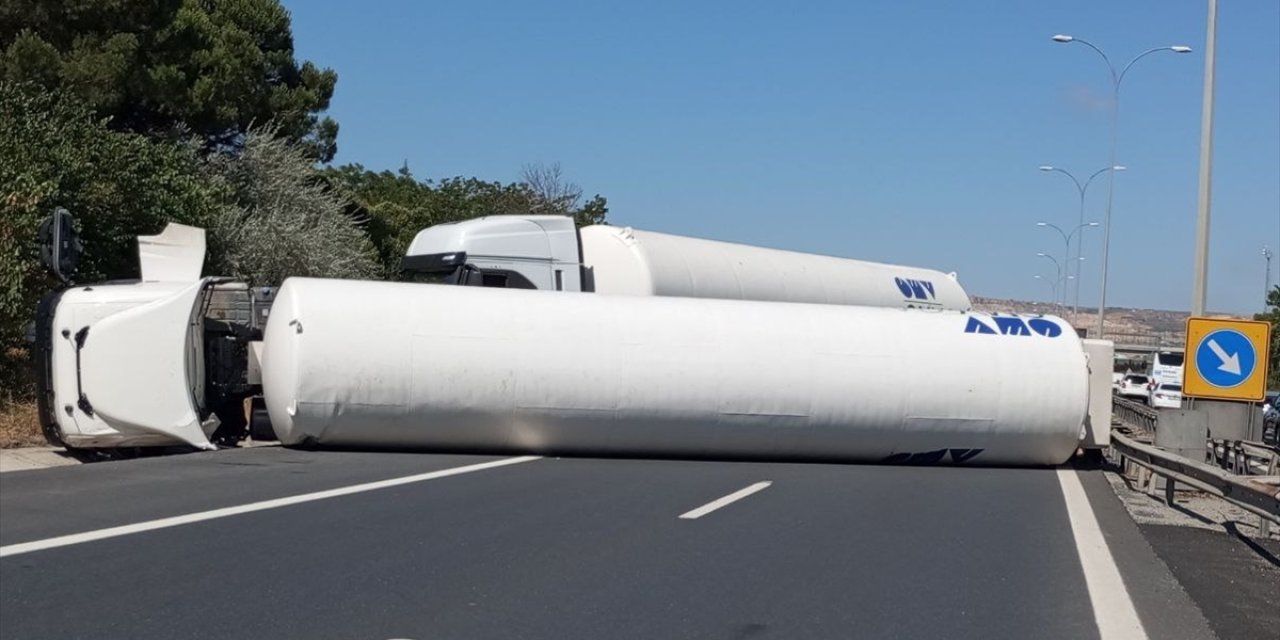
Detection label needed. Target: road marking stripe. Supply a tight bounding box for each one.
[1056,468,1148,640]
[679,481,772,520]
[0,455,541,559]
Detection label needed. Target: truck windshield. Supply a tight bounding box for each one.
[404,268,461,284]
[402,264,536,289]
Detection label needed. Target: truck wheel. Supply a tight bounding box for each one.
[248,397,277,442]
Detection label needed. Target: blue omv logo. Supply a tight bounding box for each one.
[964,314,1063,338]
[895,277,936,300]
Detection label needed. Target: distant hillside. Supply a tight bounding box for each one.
[969,297,1247,344]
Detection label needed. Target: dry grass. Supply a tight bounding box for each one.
[0,400,45,449]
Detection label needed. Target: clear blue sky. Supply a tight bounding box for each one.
[286,0,1279,314]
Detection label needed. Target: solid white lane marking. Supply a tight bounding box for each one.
[1056,469,1148,640]
[0,456,541,558]
[679,481,772,520]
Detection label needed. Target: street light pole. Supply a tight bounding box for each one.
[1034,275,1060,312]
[1037,221,1100,319]
[1037,251,1063,307]
[1191,0,1218,316]
[1265,245,1273,308]
[1038,165,1124,316]
[1052,35,1192,337]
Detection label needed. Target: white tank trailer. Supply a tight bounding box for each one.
[262,278,1090,466]
[580,225,971,310]
[403,216,971,311]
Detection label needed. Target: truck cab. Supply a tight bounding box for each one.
[401,215,584,291]
[32,219,264,451]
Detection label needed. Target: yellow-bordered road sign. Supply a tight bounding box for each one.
[1182,317,1272,402]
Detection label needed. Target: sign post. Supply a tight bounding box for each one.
[1182,317,1271,402]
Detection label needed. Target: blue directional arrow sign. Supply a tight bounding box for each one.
[1193,329,1256,388]
[1184,318,1270,401]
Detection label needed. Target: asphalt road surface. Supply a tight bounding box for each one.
[0,447,1267,639]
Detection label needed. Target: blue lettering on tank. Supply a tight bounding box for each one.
[993,317,1032,336]
[895,277,937,301]
[964,314,1063,338]
[1027,318,1063,337]
[964,317,997,334]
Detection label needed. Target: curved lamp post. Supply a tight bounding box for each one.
[1034,273,1075,316]
[1038,165,1124,316]
[1052,34,1191,337]
[1037,221,1100,318]
[1036,252,1065,314]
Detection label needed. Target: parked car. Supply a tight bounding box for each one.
[1148,383,1182,409]
[1111,372,1125,393]
[1263,392,1278,445]
[1116,374,1150,399]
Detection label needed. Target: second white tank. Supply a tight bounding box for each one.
[580,225,972,311]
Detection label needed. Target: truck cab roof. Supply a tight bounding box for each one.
[403,215,579,266]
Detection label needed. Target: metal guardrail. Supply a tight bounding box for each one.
[1209,440,1280,476]
[1111,432,1280,537]
[1112,395,1157,434]
[1106,331,1184,351]
[1111,395,1278,477]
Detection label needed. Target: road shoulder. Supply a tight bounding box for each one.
[1075,466,1218,640]
[0,447,82,473]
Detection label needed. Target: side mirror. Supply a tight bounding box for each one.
[38,208,82,284]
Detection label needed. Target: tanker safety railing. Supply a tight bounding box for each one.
[1110,432,1280,538]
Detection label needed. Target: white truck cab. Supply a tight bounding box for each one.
[402,215,581,290]
[33,220,266,451]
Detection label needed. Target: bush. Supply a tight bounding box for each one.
[1255,286,1280,390]
[321,163,608,278]
[0,396,43,448]
[0,82,222,400]
[203,130,381,285]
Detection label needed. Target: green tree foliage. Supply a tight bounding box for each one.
[1254,285,1280,390]
[0,82,221,395]
[323,162,609,277]
[0,0,339,160]
[520,162,609,227]
[203,129,380,285]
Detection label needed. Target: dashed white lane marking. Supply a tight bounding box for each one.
[679,481,773,520]
[1057,468,1148,640]
[0,456,541,558]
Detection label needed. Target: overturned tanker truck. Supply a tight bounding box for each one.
[30,211,1111,465]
